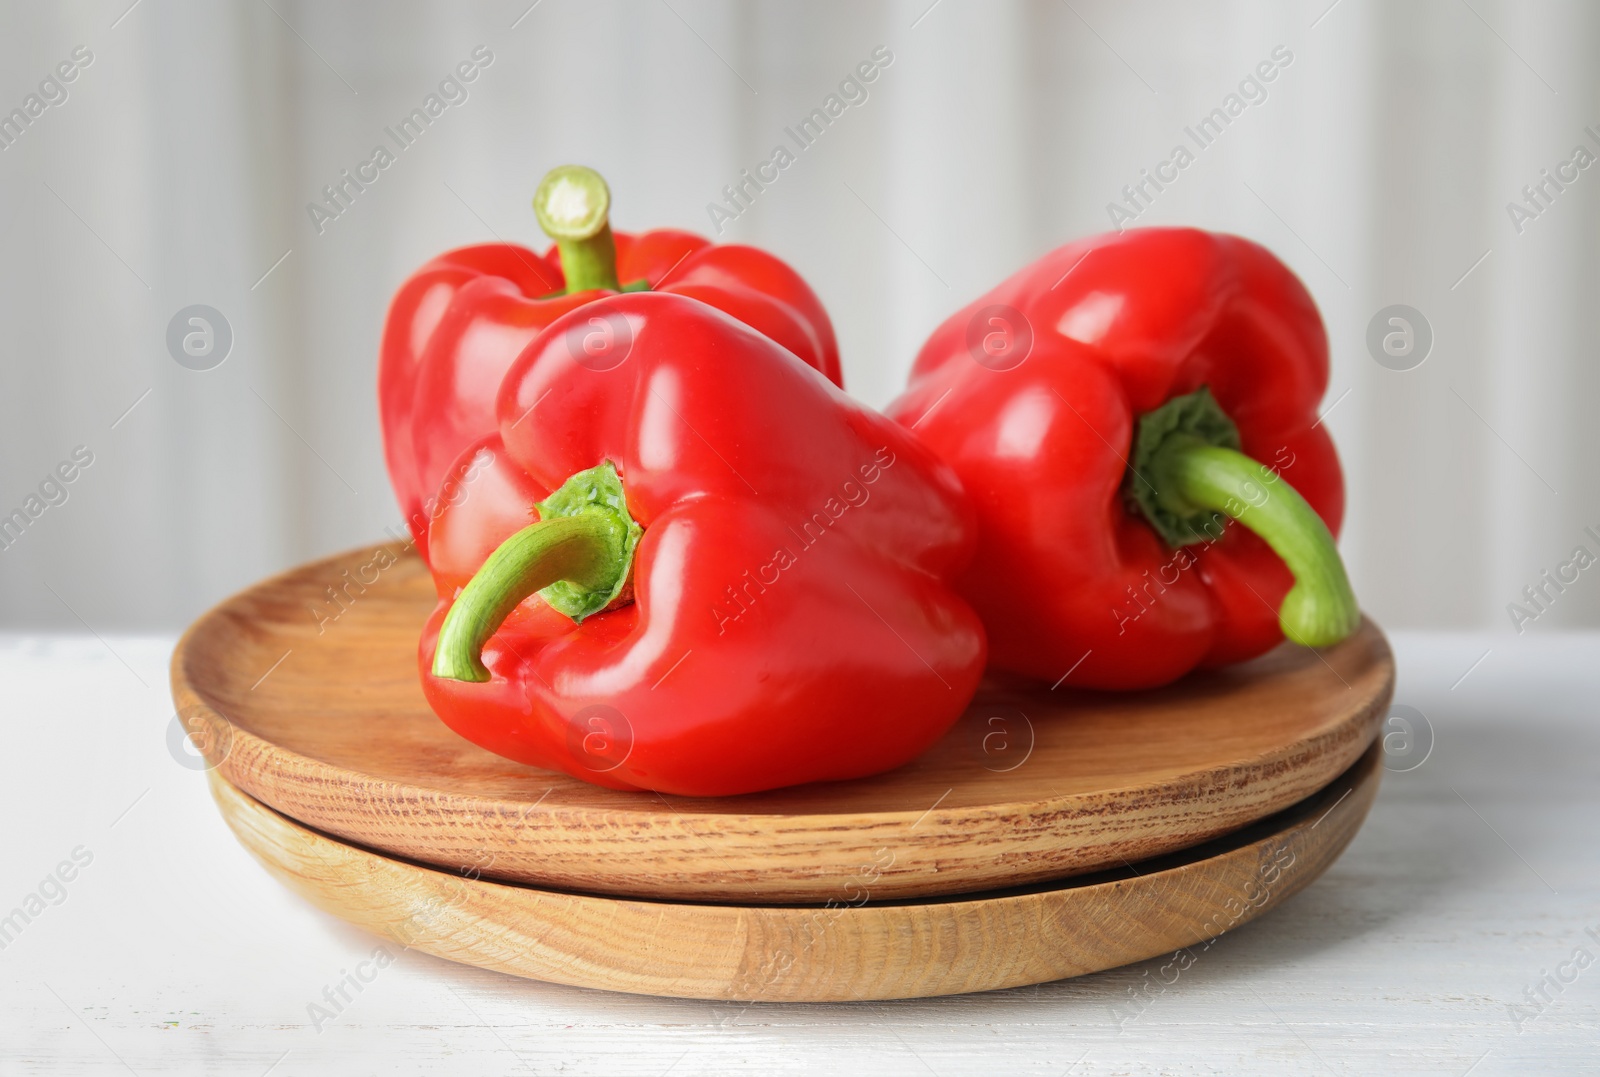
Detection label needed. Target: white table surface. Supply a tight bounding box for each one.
[1,630,1596,1076]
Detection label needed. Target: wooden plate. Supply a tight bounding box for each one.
[172,542,1393,903]
[210,740,1380,1002]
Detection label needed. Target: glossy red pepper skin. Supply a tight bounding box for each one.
[887,228,1344,691]
[380,230,841,560]
[419,292,985,796]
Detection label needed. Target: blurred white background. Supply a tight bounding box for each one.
[1,0,1596,633]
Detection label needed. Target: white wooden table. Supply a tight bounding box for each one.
[1,630,1594,1075]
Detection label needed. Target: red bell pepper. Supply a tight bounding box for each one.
[418,291,985,796]
[380,165,841,560]
[887,227,1358,691]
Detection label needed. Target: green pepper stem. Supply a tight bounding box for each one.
[1145,435,1360,647]
[533,165,621,294]
[431,514,624,683]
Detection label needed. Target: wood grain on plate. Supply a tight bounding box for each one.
[209,742,1380,1002]
[172,542,1393,903]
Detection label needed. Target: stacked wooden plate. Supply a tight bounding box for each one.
[171,541,1393,1002]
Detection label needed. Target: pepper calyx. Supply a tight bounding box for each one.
[533,461,643,621]
[1126,386,1241,547]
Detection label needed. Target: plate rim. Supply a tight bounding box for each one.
[171,541,1395,902]
[206,741,1383,1001]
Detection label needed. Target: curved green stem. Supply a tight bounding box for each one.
[533,165,621,293]
[1144,436,1360,647]
[431,461,642,682]
[432,516,621,682]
